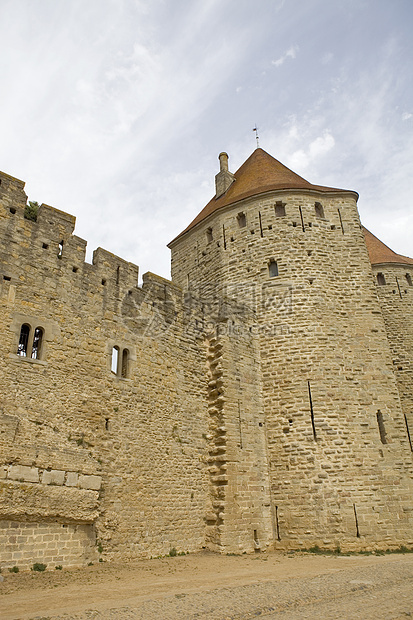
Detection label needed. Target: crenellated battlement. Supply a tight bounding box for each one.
[0,169,143,305]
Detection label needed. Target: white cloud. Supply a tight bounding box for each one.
[309,132,335,158]
[288,132,335,170]
[272,45,299,67]
[402,112,412,121]
[321,52,334,65]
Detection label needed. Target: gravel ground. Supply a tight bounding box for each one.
[1,552,412,619]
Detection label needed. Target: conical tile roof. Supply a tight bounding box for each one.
[363,227,413,265]
[170,148,357,244]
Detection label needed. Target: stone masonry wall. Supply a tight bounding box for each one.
[372,263,413,452]
[0,520,96,570]
[0,170,271,569]
[170,189,413,551]
[0,172,209,567]
[204,319,273,554]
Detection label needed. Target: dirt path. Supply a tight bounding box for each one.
[1,552,412,619]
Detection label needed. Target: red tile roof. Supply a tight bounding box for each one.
[363,227,413,265]
[169,148,357,244]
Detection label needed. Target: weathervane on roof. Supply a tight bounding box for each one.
[253,124,260,148]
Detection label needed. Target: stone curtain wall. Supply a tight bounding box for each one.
[0,169,272,568]
[170,190,413,551]
[0,172,211,567]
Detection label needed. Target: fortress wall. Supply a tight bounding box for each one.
[372,263,413,448]
[0,170,271,568]
[0,174,211,567]
[170,191,413,550]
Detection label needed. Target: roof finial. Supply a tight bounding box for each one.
[253,124,260,148]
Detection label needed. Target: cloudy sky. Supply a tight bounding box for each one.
[0,0,412,279]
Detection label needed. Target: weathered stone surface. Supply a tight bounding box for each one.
[41,469,65,486]
[65,472,79,487]
[8,465,39,483]
[79,474,102,491]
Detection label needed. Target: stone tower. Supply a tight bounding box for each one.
[364,228,413,453]
[169,148,413,550]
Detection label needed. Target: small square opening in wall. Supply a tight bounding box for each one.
[42,243,49,249]
[9,207,16,214]
[72,266,78,273]
[268,260,278,278]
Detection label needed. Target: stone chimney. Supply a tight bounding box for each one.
[215,152,235,198]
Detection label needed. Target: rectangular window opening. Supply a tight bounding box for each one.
[315,202,325,218]
[275,202,286,217]
[268,260,278,278]
[237,212,246,227]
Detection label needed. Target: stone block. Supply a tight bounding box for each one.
[8,465,39,483]
[78,474,102,491]
[41,470,65,486]
[65,472,79,487]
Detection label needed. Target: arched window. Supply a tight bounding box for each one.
[315,202,325,218]
[121,349,129,378]
[111,346,119,374]
[31,327,44,359]
[406,273,412,287]
[17,324,30,356]
[377,272,386,286]
[111,346,129,378]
